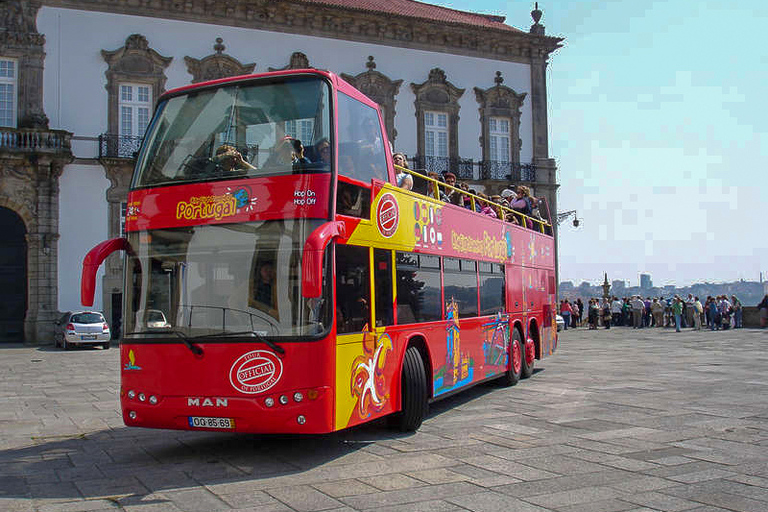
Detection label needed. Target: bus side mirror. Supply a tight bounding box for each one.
[301,221,346,298]
[81,238,133,306]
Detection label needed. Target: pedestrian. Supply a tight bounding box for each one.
[731,295,742,328]
[560,300,572,330]
[719,295,732,330]
[709,297,720,331]
[576,298,584,327]
[631,296,644,328]
[602,299,611,329]
[611,296,622,326]
[758,295,768,328]
[570,299,580,328]
[651,298,663,327]
[588,299,599,330]
[693,296,703,330]
[672,296,683,332]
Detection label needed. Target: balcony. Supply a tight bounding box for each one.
[0,128,72,156]
[99,134,143,159]
[411,156,475,180]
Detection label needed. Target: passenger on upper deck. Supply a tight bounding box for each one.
[393,153,413,190]
[426,172,449,202]
[214,144,257,172]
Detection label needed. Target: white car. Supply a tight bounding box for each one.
[556,314,565,332]
[54,311,111,350]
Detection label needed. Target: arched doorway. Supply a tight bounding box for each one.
[0,208,27,341]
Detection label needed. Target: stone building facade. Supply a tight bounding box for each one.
[0,0,561,343]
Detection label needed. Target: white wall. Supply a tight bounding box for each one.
[38,7,533,163]
[57,163,110,312]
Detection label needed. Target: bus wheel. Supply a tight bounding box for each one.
[500,329,523,386]
[396,346,428,432]
[521,337,535,379]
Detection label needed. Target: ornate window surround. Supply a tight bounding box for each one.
[184,38,256,83]
[268,52,313,72]
[411,68,464,165]
[341,56,402,143]
[474,71,527,165]
[101,34,172,137]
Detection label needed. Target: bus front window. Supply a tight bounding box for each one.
[133,77,332,187]
[124,220,331,339]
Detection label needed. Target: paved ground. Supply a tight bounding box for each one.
[1,327,768,512]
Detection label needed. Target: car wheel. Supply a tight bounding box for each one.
[521,336,535,379]
[102,342,111,350]
[63,338,71,351]
[499,328,523,387]
[393,346,429,432]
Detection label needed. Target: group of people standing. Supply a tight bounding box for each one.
[559,294,757,332]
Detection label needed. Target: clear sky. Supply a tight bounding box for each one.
[428,0,768,287]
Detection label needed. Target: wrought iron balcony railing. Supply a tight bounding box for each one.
[0,128,72,155]
[479,160,536,182]
[98,134,143,159]
[407,156,537,183]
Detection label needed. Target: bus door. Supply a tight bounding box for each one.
[332,245,395,430]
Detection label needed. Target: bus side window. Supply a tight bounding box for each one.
[374,249,394,327]
[335,245,371,333]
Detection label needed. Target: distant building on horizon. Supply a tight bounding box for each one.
[640,273,653,289]
[611,280,625,293]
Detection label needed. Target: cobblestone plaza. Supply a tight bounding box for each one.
[1,327,767,511]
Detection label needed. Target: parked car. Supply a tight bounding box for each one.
[138,309,171,329]
[54,311,111,350]
[556,314,565,332]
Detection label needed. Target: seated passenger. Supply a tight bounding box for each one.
[314,138,331,165]
[426,172,449,201]
[442,172,458,203]
[214,145,257,172]
[291,138,312,169]
[510,186,534,228]
[477,193,498,218]
[393,152,413,190]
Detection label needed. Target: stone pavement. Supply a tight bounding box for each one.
[1,327,767,512]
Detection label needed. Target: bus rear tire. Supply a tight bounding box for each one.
[394,346,428,432]
[499,329,522,386]
[521,336,535,379]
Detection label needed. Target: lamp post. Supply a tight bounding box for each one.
[556,210,581,227]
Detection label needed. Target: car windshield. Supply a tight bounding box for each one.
[124,220,331,339]
[71,313,104,324]
[133,76,332,188]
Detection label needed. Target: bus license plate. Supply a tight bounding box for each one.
[188,416,235,429]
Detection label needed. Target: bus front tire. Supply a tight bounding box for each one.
[500,329,523,386]
[395,346,428,432]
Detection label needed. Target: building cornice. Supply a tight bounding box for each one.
[41,0,563,63]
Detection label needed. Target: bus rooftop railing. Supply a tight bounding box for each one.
[395,165,552,235]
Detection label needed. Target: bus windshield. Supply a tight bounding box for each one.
[123,219,330,339]
[133,76,332,188]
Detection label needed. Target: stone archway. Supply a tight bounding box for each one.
[0,207,27,341]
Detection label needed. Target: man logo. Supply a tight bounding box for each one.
[187,397,228,407]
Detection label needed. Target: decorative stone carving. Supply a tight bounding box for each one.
[341,56,402,143]
[268,51,312,72]
[0,0,38,35]
[411,68,464,162]
[0,164,37,219]
[102,34,172,136]
[185,38,256,83]
[474,71,527,164]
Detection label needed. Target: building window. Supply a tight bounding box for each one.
[489,117,511,164]
[119,83,152,138]
[0,59,17,128]
[424,111,449,160]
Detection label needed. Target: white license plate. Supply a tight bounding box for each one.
[188,416,235,429]
[81,335,97,340]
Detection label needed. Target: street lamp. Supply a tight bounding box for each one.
[556,210,581,227]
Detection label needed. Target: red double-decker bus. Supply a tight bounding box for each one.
[81,69,557,434]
